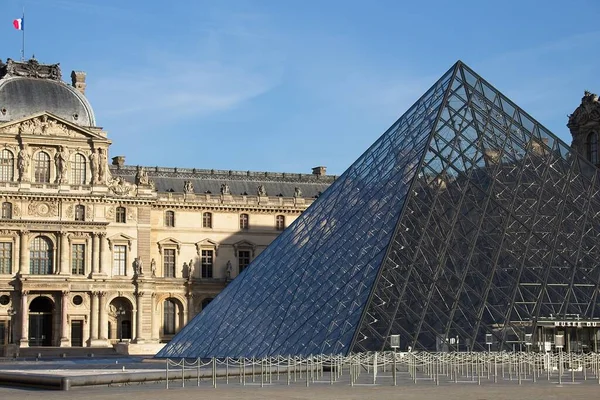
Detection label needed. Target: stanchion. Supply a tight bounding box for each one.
[197,357,201,387]
[166,359,169,389]
[212,357,217,388]
[182,358,185,388]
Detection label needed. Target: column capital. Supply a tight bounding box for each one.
[91,291,100,297]
[60,231,70,238]
[136,291,145,298]
[97,291,106,297]
[21,290,30,296]
[61,290,70,296]
[20,229,29,236]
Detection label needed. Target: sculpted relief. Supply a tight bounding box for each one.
[0,115,76,137]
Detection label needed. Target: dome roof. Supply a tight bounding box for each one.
[0,58,95,127]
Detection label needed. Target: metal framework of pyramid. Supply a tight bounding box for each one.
[157,61,600,358]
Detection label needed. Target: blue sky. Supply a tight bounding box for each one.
[2,0,600,175]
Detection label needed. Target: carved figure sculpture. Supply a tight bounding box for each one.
[150,258,157,277]
[294,187,302,198]
[220,183,231,195]
[134,256,144,275]
[17,144,30,182]
[54,146,69,184]
[89,150,99,184]
[257,184,267,197]
[183,180,194,193]
[98,148,108,183]
[226,260,233,280]
[135,166,149,185]
[188,259,195,280]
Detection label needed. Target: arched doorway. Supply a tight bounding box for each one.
[108,297,133,342]
[29,296,54,346]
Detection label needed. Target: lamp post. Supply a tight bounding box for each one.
[116,306,126,342]
[7,307,16,344]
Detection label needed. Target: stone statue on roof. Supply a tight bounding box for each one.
[257,184,267,197]
[220,183,230,195]
[184,180,194,193]
[135,166,149,185]
[294,187,302,198]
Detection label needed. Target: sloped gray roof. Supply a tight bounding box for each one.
[0,77,95,126]
[110,165,335,198]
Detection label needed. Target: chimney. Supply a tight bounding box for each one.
[112,156,125,167]
[71,70,87,95]
[312,166,327,176]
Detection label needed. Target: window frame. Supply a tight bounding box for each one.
[74,204,85,222]
[239,213,249,230]
[202,212,212,228]
[201,249,214,278]
[71,243,85,275]
[71,153,87,185]
[30,236,54,275]
[238,249,251,273]
[275,215,285,231]
[165,210,175,227]
[0,242,12,274]
[163,248,176,278]
[1,202,12,219]
[116,206,126,223]
[0,149,14,182]
[163,299,177,335]
[33,151,51,183]
[112,244,127,276]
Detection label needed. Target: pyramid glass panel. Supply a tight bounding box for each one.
[158,61,600,358]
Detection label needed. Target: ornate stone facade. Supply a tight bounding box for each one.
[0,59,335,354]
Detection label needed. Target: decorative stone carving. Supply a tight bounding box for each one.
[28,201,58,217]
[150,258,156,277]
[220,183,230,195]
[12,204,20,217]
[0,230,17,237]
[183,180,194,194]
[568,91,600,128]
[257,184,267,197]
[86,204,93,221]
[127,207,137,222]
[17,144,30,182]
[2,58,61,81]
[65,205,74,218]
[294,187,302,198]
[135,166,149,185]
[107,176,136,196]
[106,206,115,219]
[54,146,69,184]
[98,148,108,183]
[134,257,144,275]
[0,115,76,137]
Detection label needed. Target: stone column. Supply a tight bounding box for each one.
[89,291,98,344]
[135,292,144,343]
[19,230,29,275]
[60,290,70,346]
[98,233,106,274]
[98,291,108,342]
[92,233,99,275]
[150,293,157,342]
[59,232,69,275]
[186,293,194,325]
[20,290,29,347]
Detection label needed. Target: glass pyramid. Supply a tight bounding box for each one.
[158,61,600,357]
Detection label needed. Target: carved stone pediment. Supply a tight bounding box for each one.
[0,113,102,139]
[157,237,182,255]
[195,239,220,256]
[1,58,61,81]
[568,91,600,128]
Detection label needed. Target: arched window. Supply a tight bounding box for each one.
[163,299,176,334]
[33,151,50,183]
[30,236,53,275]
[165,210,175,227]
[75,204,85,221]
[588,132,599,165]
[239,213,249,230]
[0,149,14,181]
[203,212,212,228]
[276,215,285,231]
[71,153,86,185]
[1,202,12,219]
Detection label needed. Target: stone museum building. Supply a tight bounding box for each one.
[0,58,335,354]
[159,61,600,358]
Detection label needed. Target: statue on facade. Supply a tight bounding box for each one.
[89,149,99,184]
[17,144,30,182]
[54,146,69,184]
[134,257,144,276]
[98,148,108,183]
[150,258,157,277]
[135,166,149,185]
[220,183,230,195]
[257,184,267,197]
[226,260,233,280]
[183,180,194,194]
[293,187,302,198]
[188,259,195,280]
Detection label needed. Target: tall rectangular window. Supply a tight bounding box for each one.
[0,242,12,274]
[165,211,175,227]
[239,214,249,230]
[112,245,127,276]
[71,244,85,275]
[164,249,176,278]
[116,207,126,223]
[238,250,250,273]
[71,153,87,185]
[0,150,14,182]
[75,205,85,221]
[276,215,285,231]
[203,212,212,228]
[201,250,213,278]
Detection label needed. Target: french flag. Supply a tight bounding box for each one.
[13,17,23,31]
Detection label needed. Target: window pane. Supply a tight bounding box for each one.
[201,250,213,278]
[276,215,285,231]
[165,211,175,227]
[164,299,176,334]
[1,202,12,219]
[203,212,212,228]
[116,207,126,223]
[240,214,249,230]
[71,244,85,275]
[238,250,250,273]
[112,245,127,275]
[30,236,53,275]
[0,150,14,181]
[75,205,85,221]
[71,153,86,185]
[164,249,176,277]
[0,242,12,274]
[33,152,50,183]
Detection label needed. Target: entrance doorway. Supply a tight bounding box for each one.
[71,320,83,347]
[29,297,54,346]
[108,297,133,342]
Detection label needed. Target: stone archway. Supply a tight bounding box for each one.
[29,296,54,346]
[108,297,133,342]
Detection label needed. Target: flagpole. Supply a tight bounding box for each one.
[21,8,25,61]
